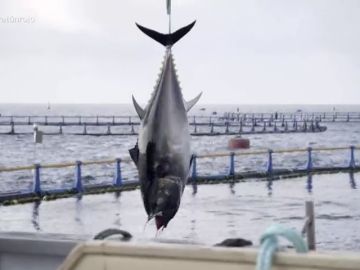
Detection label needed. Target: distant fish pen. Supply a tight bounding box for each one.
[221,111,360,123]
[0,114,328,136]
[0,146,358,205]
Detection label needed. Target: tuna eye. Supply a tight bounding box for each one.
[157,197,165,205]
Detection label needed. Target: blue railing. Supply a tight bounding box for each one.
[0,145,358,202]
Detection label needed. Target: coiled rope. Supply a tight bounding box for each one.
[256,224,308,270]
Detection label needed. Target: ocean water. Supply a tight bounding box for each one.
[0,104,359,250]
[0,173,358,251]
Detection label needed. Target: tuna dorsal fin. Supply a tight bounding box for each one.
[135,21,196,47]
[132,95,145,120]
[185,92,202,112]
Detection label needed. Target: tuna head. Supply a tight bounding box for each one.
[147,176,183,230]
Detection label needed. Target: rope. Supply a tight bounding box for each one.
[256,224,308,270]
[196,145,357,159]
[0,165,35,172]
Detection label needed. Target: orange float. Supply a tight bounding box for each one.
[228,136,250,149]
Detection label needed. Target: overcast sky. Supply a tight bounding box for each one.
[0,0,359,104]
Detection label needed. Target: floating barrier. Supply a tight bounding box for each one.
[0,115,327,136]
[1,112,356,127]
[0,145,358,205]
[221,111,360,123]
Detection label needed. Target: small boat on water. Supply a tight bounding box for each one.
[1,231,359,270]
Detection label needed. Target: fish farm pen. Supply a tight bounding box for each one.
[0,114,328,136]
[0,145,358,205]
[1,111,359,125]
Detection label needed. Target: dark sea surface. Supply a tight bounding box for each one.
[0,104,359,251]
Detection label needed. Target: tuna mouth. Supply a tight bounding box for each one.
[148,212,165,230]
[155,215,165,230]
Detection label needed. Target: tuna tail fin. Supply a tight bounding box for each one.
[135,21,196,47]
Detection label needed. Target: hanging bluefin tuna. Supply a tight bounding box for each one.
[129,3,201,230]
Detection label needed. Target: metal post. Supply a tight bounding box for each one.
[74,161,83,193]
[194,124,197,133]
[45,116,48,125]
[10,122,14,134]
[59,125,63,134]
[349,146,356,169]
[83,124,87,135]
[28,116,31,125]
[267,149,273,175]
[263,121,266,131]
[229,152,235,176]
[107,124,111,135]
[305,201,316,250]
[62,116,65,124]
[225,122,229,134]
[112,116,115,124]
[114,158,122,186]
[307,147,313,171]
[274,122,277,131]
[239,121,243,133]
[191,155,197,180]
[210,123,214,134]
[131,124,135,134]
[96,116,99,125]
[33,163,41,195]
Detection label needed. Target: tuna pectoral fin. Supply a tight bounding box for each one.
[132,95,145,120]
[185,92,202,112]
[129,143,139,166]
[135,21,196,47]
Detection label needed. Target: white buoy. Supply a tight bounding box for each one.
[33,124,43,144]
